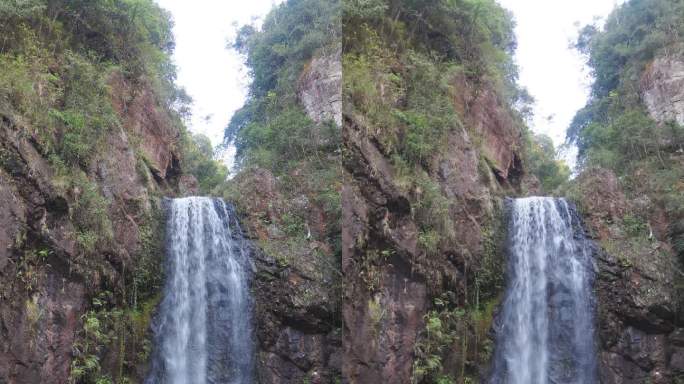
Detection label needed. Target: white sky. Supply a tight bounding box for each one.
[497,0,623,160]
[157,1,623,168]
[154,0,283,170]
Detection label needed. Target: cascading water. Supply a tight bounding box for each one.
[490,197,597,384]
[146,197,254,384]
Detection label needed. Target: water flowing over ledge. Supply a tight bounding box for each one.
[146,197,254,384]
[490,197,597,384]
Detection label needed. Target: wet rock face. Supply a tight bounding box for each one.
[342,72,524,381]
[109,73,181,180]
[577,168,684,383]
[0,171,25,271]
[0,119,83,384]
[0,276,85,384]
[641,56,684,126]
[343,258,427,384]
[0,74,182,383]
[298,48,342,127]
[341,116,425,383]
[252,245,341,384]
[452,74,523,182]
[232,168,341,383]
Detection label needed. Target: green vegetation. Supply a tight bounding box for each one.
[181,133,228,193]
[1,1,227,382]
[225,0,341,266]
[569,0,684,263]
[227,0,341,171]
[0,0,175,133]
[70,292,160,384]
[569,0,684,350]
[412,294,499,384]
[0,0,226,192]
[343,2,531,382]
[343,0,567,259]
[524,133,570,193]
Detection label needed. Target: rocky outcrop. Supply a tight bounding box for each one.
[341,130,425,382]
[109,73,181,181]
[226,40,343,383]
[231,168,341,384]
[452,75,523,182]
[252,246,342,384]
[641,56,684,126]
[0,118,84,383]
[342,73,524,382]
[0,73,185,383]
[298,47,343,127]
[577,168,684,384]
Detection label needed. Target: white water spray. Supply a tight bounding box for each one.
[146,197,254,384]
[490,197,596,384]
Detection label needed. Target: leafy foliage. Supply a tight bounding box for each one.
[573,0,684,102]
[233,0,340,100]
[412,294,498,384]
[343,0,523,164]
[227,0,341,170]
[343,0,529,255]
[181,133,228,193]
[225,0,342,269]
[69,292,159,384]
[1,2,224,382]
[568,0,684,156]
[524,133,570,192]
[569,0,684,263]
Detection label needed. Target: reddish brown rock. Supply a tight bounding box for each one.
[641,56,684,126]
[342,69,523,382]
[109,72,180,180]
[0,73,183,383]
[178,174,199,196]
[577,167,683,383]
[232,166,341,383]
[452,74,523,181]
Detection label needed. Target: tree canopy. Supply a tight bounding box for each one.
[568,0,684,261]
[226,0,340,173]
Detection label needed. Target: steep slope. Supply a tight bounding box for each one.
[569,0,684,382]
[223,1,342,382]
[341,1,564,382]
[0,2,225,383]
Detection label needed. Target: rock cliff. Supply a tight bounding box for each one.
[576,168,684,383]
[342,75,525,382]
[232,169,341,384]
[339,2,543,382]
[0,74,188,383]
[569,1,684,378]
[576,53,684,384]
[228,47,343,384]
[642,56,684,127]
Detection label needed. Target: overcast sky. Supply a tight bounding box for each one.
[154,0,283,169]
[156,0,622,168]
[498,0,622,156]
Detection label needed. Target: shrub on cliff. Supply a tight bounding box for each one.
[524,133,570,193]
[225,0,342,263]
[227,0,341,171]
[0,1,226,382]
[569,0,684,262]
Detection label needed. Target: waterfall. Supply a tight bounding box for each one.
[490,197,597,384]
[146,197,254,384]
